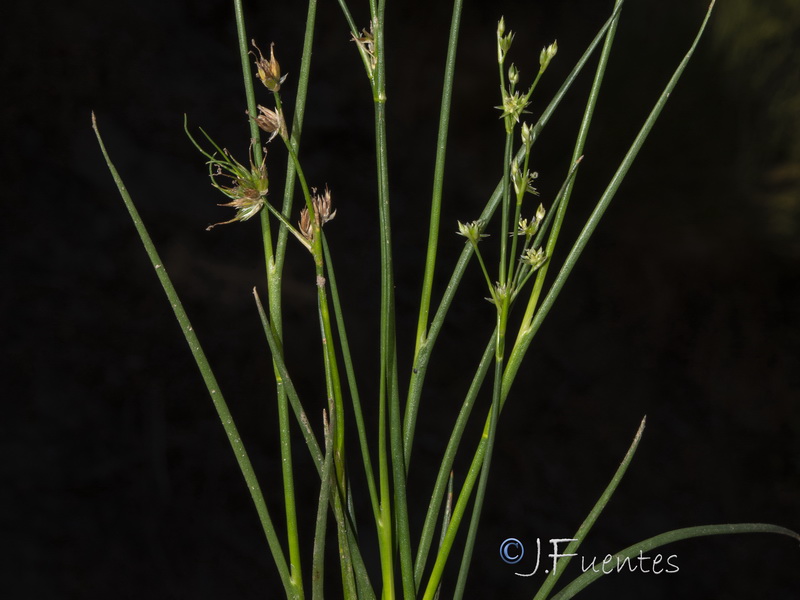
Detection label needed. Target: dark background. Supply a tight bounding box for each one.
[4,0,799,598]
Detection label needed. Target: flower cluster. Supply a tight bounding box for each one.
[205,142,269,231]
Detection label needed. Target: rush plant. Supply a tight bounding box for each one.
[93,0,798,598]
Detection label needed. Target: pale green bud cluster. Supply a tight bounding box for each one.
[497,17,515,64]
[539,41,558,72]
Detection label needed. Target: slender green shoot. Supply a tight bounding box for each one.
[413,0,465,367]
[550,524,800,600]
[311,407,335,600]
[93,113,293,596]
[531,416,647,599]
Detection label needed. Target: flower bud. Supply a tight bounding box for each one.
[521,122,533,147]
[539,40,558,71]
[535,202,546,223]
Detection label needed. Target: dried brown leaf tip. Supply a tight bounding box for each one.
[299,186,337,241]
[251,40,286,92]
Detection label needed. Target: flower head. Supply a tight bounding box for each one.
[205,142,269,230]
[496,91,530,124]
[456,220,488,246]
[521,246,547,270]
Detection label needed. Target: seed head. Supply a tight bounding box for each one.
[299,186,337,241]
[251,41,286,92]
[251,104,287,142]
[312,186,337,225]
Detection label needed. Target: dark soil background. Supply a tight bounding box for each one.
[3,0,799,598]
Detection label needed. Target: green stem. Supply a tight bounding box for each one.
[311,408,335,600]
[453,306,506,600]
[473,241,498,303]
[231,0,275,289]
[498,131,514,286]
[252,289,323,468]
[275,0,318,277]
[413,0,464,366]
[276,94,315,214]
[420,429,488,600]
[322,236,381,525]
[314,245,346,493]
[277,352,304,598]
[367,2,414,597]
[232,0,263,164]
[93,114,294,596]
[413,332,495,586]
[254,288,374,600]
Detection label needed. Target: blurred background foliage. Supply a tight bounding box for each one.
[713,0,800,252]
